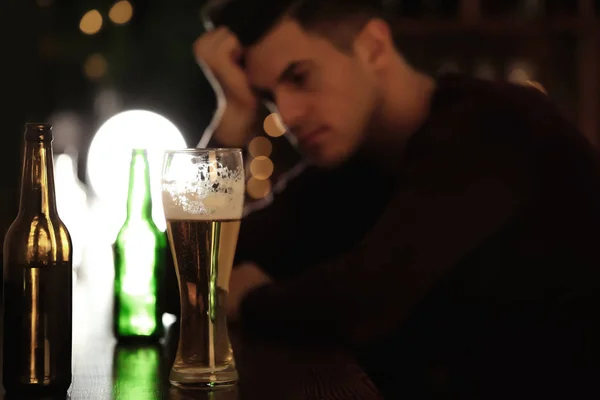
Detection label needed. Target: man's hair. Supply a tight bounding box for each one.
[204,0,390,50]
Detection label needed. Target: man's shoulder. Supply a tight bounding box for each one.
[421,74,585,149]
[402,73,597,180]
[433,74,555,126]
[434,73,549,110]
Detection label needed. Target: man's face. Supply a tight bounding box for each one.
[244,19,382,167]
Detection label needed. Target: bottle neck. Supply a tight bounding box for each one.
[126,151,153,221]
[18,140,58,217]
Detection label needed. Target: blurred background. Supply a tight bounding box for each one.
[1,0,599,284]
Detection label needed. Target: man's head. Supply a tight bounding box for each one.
[207,0,421,167]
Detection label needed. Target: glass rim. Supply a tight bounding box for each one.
[163,147,243,155]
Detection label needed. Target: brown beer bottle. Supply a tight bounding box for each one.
[2,123,73,396]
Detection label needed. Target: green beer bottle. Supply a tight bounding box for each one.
[113,149,166,342]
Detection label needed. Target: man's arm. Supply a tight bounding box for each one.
[238,123,530,346]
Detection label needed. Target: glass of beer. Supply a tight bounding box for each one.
[161,148,244,389]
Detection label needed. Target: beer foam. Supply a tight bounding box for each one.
[162,166,244,221]
[162,190,243,220]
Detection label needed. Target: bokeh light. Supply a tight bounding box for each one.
[250,156,274,180]
[248,136,273,158]
[86,110,186,236]
[247,178,272,200]
[84,53,108,80]
[263,113,286,137]
[80,10,103,35]
[109,1,134,25]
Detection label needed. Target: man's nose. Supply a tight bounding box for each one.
[275,93,308,132]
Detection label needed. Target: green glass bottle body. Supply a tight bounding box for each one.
[2,123,73,396]
[113,149,166,342]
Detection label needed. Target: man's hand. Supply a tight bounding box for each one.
[194,27,259,147]
[227,263,273,321]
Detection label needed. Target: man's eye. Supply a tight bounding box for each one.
[290,72,307,87]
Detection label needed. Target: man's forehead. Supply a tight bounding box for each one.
[244,19,315,86]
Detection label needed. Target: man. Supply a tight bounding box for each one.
[193,0,600,397]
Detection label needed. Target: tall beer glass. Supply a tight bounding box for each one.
[161,149,244,389]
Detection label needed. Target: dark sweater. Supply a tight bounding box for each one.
[234,74,600,398]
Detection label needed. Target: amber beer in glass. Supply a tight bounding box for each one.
[161,149,244,388]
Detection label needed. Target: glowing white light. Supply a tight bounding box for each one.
[54,153,88,270]
[87,110,186,236]
[162,313,177,329]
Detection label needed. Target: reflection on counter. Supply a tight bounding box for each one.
[112,344,163,400]
[168,386,238,400]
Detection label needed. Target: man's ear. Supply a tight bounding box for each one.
[353,18,394,71]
